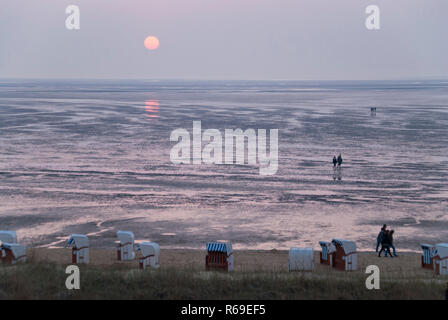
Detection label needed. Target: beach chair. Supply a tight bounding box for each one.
[289,248,314,271]
[0,230,18,244]
[137,242,160,269]
[205,242,234,272]
[0,243,26,264]
[331,239,357,271]
[116,231,135,261]
[433,243,448,275]
[67,234,89,264]
[319,241,335,266]
[420,244,435,270]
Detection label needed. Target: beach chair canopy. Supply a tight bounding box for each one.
[290,247,313,254]
[117,231,134,245]
[0,231,18,244]
[332,239,356,255]
[420,243,434,250]
[289,247,313,256]
[137,242,160,258]
[420,243,437,257]
[319,241,335,252]
[67,234,89,249]
[1,243,26,259]
[206,242,232,255]
[434,243,448,259]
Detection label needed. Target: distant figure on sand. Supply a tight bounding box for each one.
[332,154,342,181]
[376,224,387,252]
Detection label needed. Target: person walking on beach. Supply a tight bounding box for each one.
[376,224,387,252]
[378,230,393,257]
[337,154,343,167]
[389,229,398,257]
[333,156,337,167]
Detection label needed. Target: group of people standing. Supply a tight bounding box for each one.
[376,224,398,257]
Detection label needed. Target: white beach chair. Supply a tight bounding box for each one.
[137,242,160,269]
[289,247,314,271]
[67,234,90,264]
[116,230,135,261]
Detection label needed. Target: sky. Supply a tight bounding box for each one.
[0,0,447,80]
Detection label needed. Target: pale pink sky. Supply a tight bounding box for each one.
[1,0,447,79]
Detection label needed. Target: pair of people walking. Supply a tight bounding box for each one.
[376,224,398,257]
[332,154,343,167]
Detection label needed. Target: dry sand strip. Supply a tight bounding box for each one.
[27,248,446,280]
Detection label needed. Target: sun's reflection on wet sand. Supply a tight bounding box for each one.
[145,100,159,120]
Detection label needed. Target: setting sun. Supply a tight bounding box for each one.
[144,36,159,51]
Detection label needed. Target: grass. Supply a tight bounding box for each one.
[0,260,446,300]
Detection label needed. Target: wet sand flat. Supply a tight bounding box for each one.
[1,80,447,251]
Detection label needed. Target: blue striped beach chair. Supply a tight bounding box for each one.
[206,242,233,271]
[319,241,335,266]
[420,244,435,270]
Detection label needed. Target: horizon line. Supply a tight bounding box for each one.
[1,77,448,82]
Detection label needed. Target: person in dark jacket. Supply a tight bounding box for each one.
[333,156,337,167]
[376,224,387,252]
[389,229,398,257]
[337,154,343,166]
[378,230,393,257]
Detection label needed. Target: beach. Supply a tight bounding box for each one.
[26,248,429,273]
[2,0,447,304]
[1,248,446,299]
